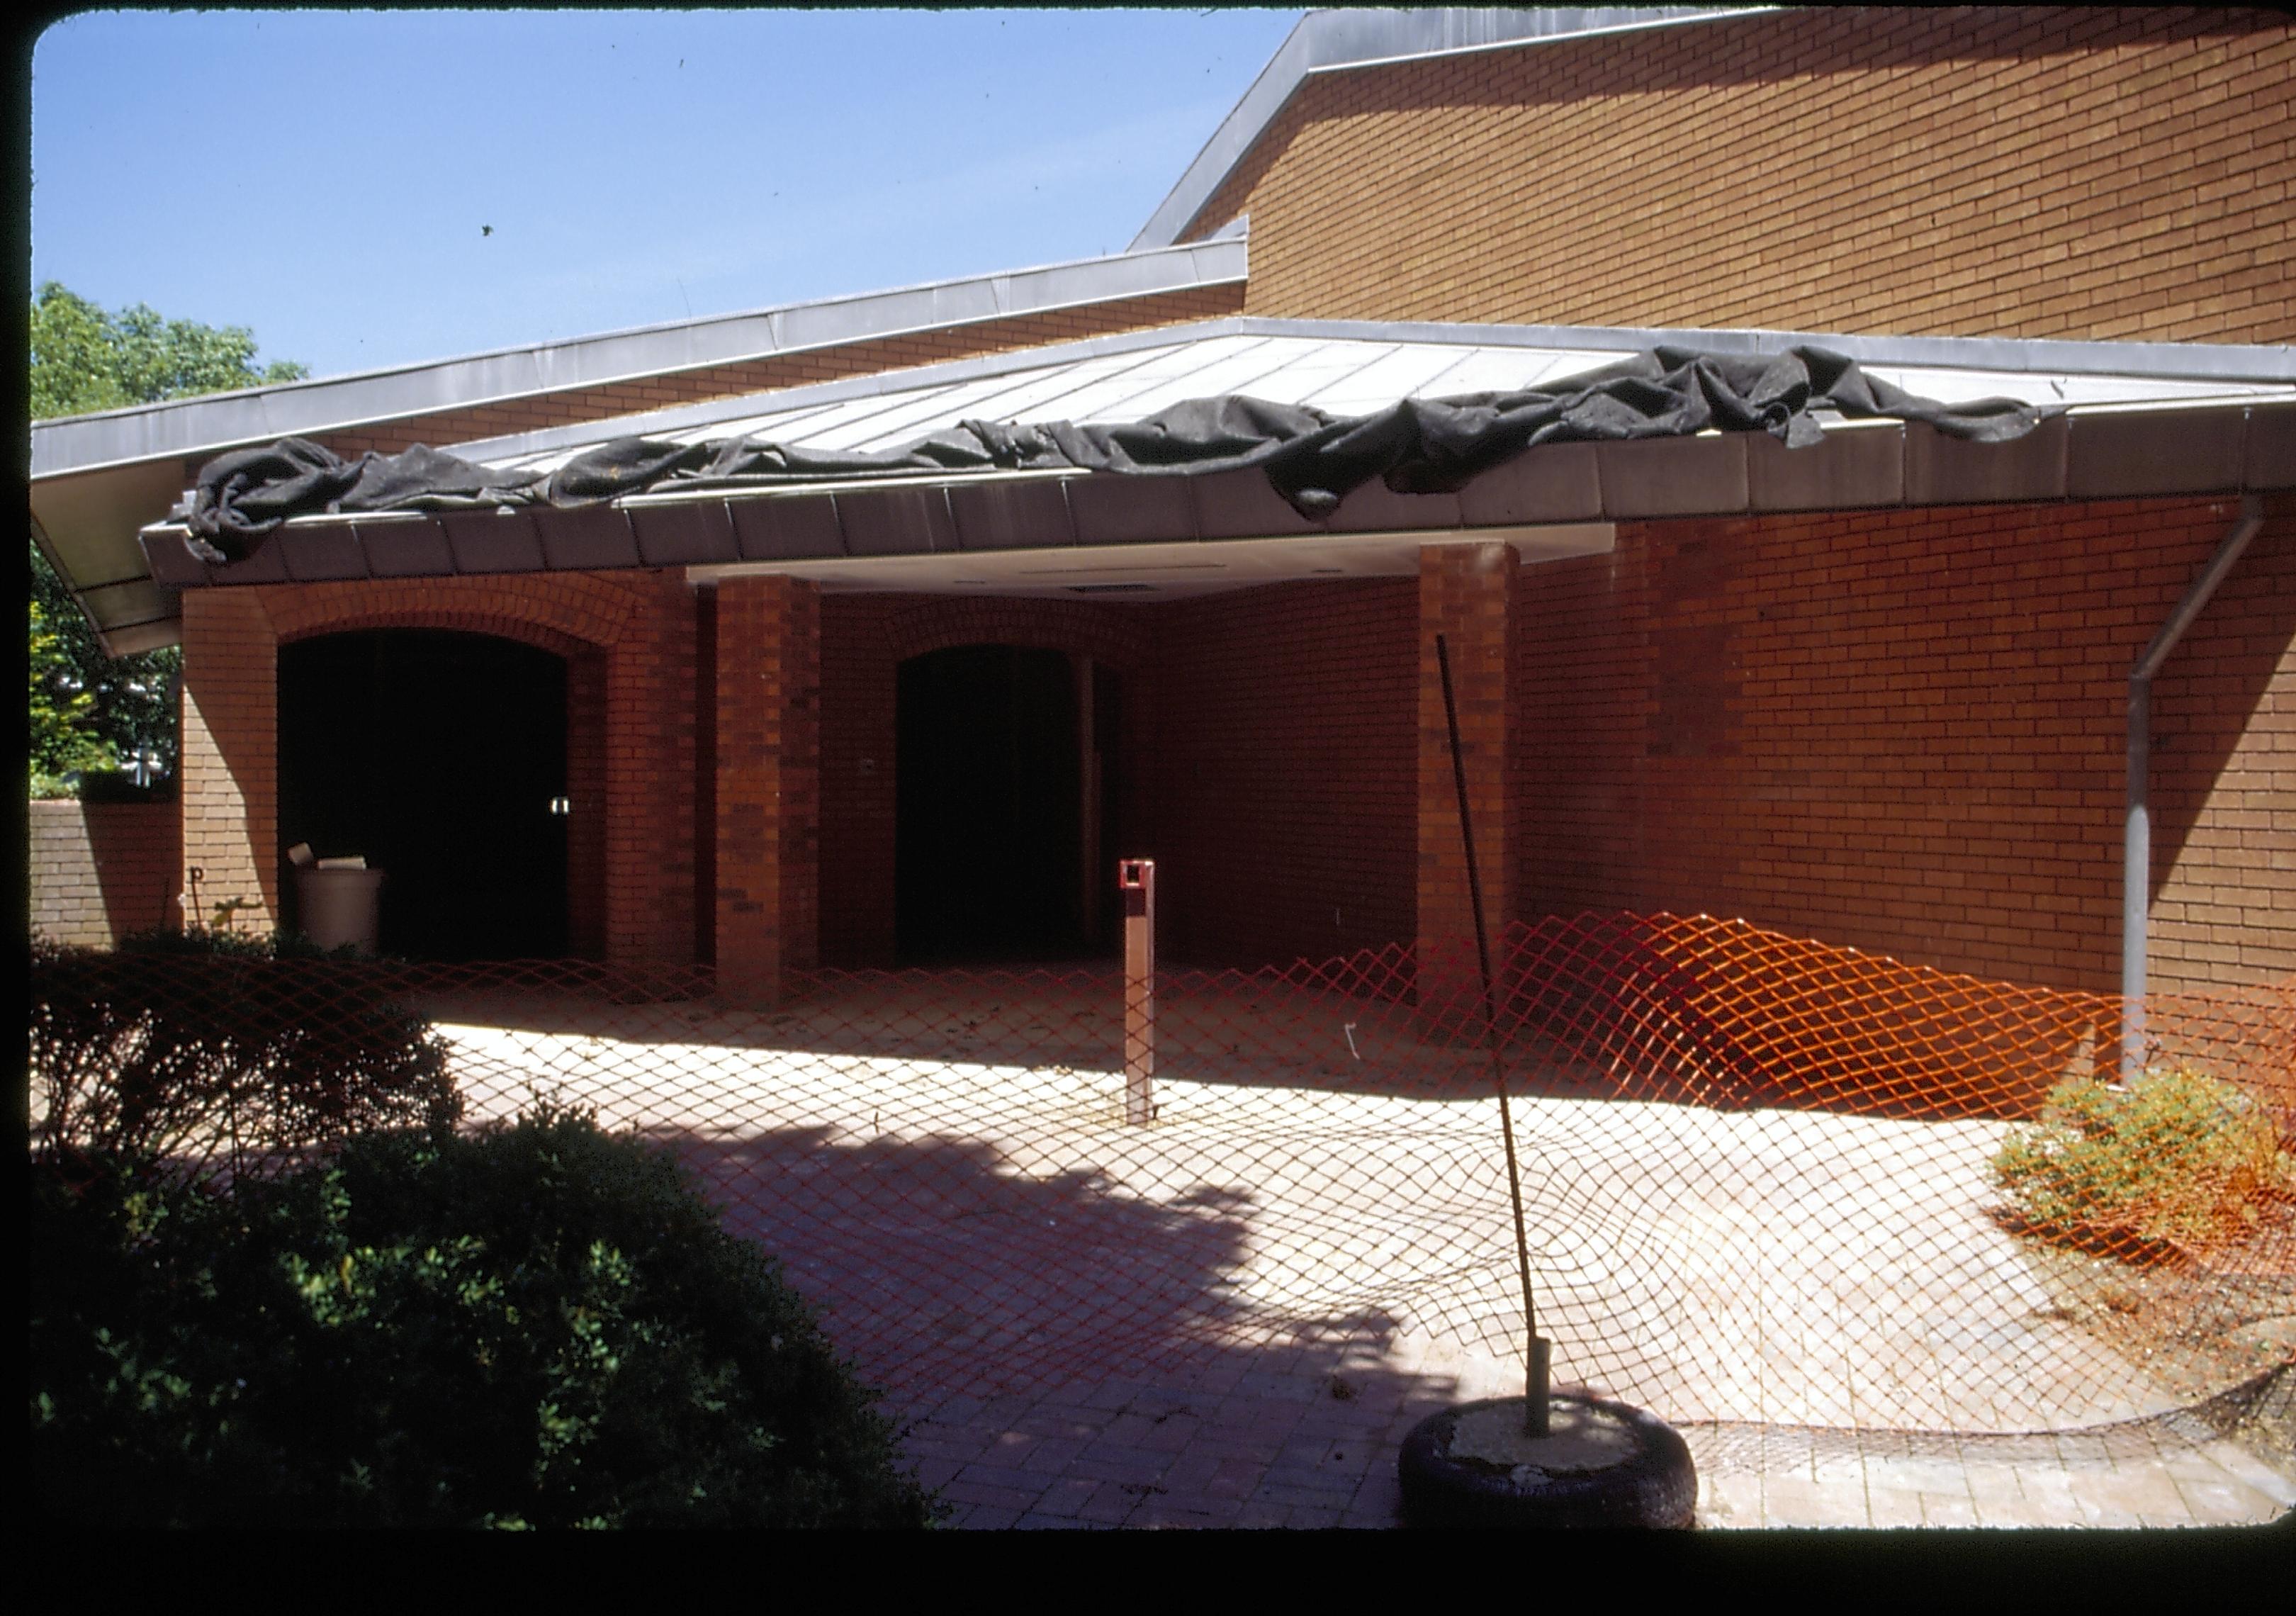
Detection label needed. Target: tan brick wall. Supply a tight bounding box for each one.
[260,283,1246,469]
[1182,6,2294,343]
[29,799,181,946]
[1513,494,2295,994]
[181,589,280,931]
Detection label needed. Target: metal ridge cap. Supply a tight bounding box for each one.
[1130,6,1762,249]
[30,238,1250,481]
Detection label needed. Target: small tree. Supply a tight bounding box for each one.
[29,282,310,796]
[30,589,112,796]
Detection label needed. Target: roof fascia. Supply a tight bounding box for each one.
[29,237,1248,481]
[1130,6,1773,250]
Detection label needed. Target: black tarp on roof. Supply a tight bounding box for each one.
[179,346,2054,564]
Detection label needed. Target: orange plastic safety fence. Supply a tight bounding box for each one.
[30,915,2294,1435]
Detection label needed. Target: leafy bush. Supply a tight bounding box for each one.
[1992,1065,2296,1258]
[30,1103,938,1528]
[30,936,460,1175]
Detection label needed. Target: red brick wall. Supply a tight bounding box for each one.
[1513,495,2296,993]
[1144,578,1418,967]
[29,799,182,946]
[2147,500,2296,990]
[817,580,1418,970]
[167,497,2291,993]
[567,651,609,960]
[817,594,1153,967]
[278,284,1246,466]
[818,596,900,967]
[189,571,700,965]
[1182,6,2294,343]
[1417,544,1518,987]
[711,576,820,999]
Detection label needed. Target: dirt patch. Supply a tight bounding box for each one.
[2011,1206,2296,1413]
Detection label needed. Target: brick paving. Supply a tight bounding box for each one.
[441,1008,2295,1531]
[887,1344,2295,1530]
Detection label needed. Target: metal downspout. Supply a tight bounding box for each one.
[2121,495,2266,1080]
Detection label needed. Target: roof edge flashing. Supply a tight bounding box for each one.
[31,237,1249,480]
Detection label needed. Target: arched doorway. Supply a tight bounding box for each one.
[896,644,1121,963]
[278,630,569,961]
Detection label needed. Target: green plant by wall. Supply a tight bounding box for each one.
[30,1101,938,1529]
[1992,1065,2296,1259]
[30,936,461,1177]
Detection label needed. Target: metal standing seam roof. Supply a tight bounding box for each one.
[444,318,2296,478]
[29,236,1246,656]
[131,316,2296,619]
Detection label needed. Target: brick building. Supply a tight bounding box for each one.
[29,6,2295,1005]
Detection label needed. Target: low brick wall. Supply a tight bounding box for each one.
[29,798,181,947]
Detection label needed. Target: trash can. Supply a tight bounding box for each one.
[296,866,385,957]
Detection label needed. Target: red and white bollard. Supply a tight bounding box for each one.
[1120,858,1156,1125]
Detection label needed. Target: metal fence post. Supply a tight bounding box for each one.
[1121,858,1156,1124]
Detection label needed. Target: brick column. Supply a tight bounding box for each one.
[1418,542,1517,1032]
[712,576,821,1004]
[179,589,281,934]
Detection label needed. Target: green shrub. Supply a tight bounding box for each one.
[30,936,459,1174]
[1991,1065,2296,1257]
[30,1102,938,1528]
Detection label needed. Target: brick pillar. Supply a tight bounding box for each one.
[712,576,821,1004]
[179,589,281,935]
[1418,542,1517,1033]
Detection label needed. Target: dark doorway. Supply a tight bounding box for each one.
[279,630,568,961]
[898,644,1118,964]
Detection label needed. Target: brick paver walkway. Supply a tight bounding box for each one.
[890,1341,2294,1530]
[441,1004,2295,1530]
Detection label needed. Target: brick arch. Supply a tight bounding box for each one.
[882,595,1150,673]
[260,573,640,656]
[231,571,690,967]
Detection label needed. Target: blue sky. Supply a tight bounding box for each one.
[30,9,1302,383]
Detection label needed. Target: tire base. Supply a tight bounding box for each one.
[1397,1394,1697,1529]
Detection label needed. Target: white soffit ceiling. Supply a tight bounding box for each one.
[685,523,1618,599]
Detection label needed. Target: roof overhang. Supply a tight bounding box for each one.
[28,237,1248,656]
[84,313,2296,632]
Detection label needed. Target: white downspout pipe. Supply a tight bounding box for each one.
[2121,495,2265,1080]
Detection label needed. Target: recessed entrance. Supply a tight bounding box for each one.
[896,644,1120,963]
[279,630,568,961]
